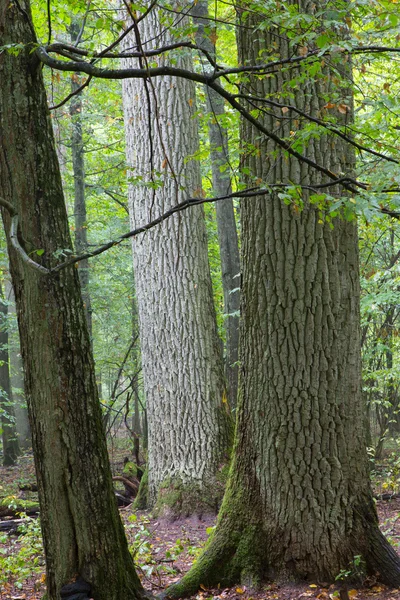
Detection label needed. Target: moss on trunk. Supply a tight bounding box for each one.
[166,1,400,594]
[153,465,229,520]
[0,2,147,599]
[133,469,148,511]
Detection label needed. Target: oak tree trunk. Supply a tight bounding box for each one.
[0,2,146,598]
[167,2,400,591]
[121,5,232,516]
[192,0,241,409]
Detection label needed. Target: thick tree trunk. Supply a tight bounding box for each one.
[192,0,241,409]
[121,6,232,516]
[167,2,400,592]
[0,281,20,466]
[0,2,145,599]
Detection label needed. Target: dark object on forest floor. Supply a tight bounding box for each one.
[0,499,39,517]
[18,482,38,492]
[60,576,91,599]
[375,493,400,501]
[115,491,132,507]
[113,475,139,496]
[0,517,29,533]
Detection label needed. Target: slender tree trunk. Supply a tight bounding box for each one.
[192,0,241,409]
[0,2,145,598]
[7,279,30,450]
[167,2,400,592]
[70,21,92,342]
[121,5,232,516]
[0,281,20,466]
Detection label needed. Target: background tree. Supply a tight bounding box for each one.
[7,280,30,450]
[69,19,93,340]
[121,3,232,515]
[192,0,241,409]
[0,280,20,466]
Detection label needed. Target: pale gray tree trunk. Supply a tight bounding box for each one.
[192,0,240,409]
[6,279,30,450]
[0,2,146,598]
[0,280,20,466]
[168,2,400,591]
[122,5,232,516]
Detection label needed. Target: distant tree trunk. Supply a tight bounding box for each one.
[122,5,232,516]
[167,2,400,592]
[0,2,145,599]
[192,0,241,409]
[0,281,20,466]
[130,288,142,462]
[70,21,92,341]
[6,280,30,450]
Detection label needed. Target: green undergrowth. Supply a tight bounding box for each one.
[125,512,206,581]
[0,509,209,593]
[0,514,43,590]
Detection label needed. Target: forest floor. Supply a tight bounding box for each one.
[2,450,400,600]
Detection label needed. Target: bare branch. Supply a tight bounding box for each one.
[45,40,220,69]
[10,216,50,275]
[49,75,92,110]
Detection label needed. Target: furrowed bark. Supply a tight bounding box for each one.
[121,4,232,517]
[0,2,146,598]
[192,0,241,409]
[167,1,400,592]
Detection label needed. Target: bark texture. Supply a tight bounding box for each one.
[167,2,400,592]
[122,5,232,515]
[0,2,145,599]
[192,0,241,409]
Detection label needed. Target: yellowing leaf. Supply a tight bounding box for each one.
[348,590,358,599]
[338,104,350,114]
[188,98,194,107]
[309,584,318,588]
[236,588,246,594]
[210,31,218,45]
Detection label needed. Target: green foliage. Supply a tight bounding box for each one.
[334,555,365,583]
[0,516,43,590]
[26,0,400,466]
[123,461,138,477]
[126,512,203,581]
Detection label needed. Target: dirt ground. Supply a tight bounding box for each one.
[2,454,400,600]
